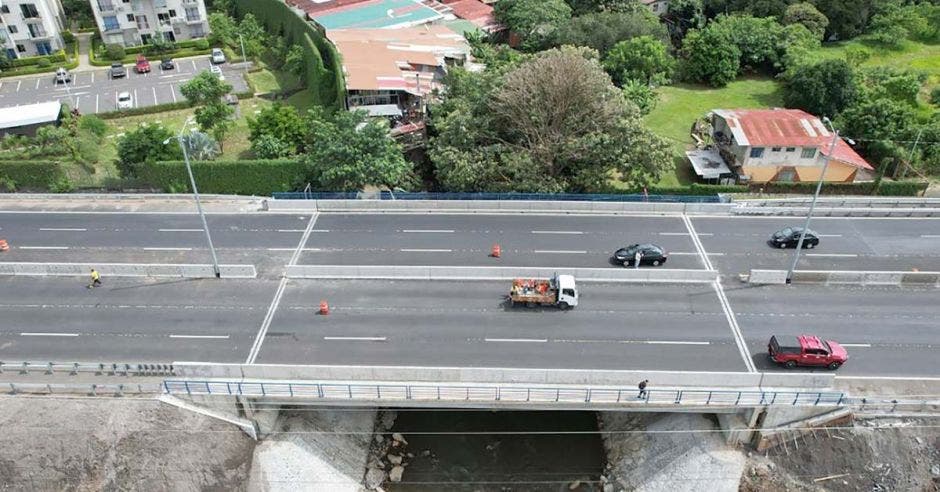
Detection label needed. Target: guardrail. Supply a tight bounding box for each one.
[272,191,726,203]
[745,269,940,287]
[732,206,940,217]
[0,262,257,279]
[162,380,846,408]
[285,265,719,283]
[738,197,940,208]
[264,199,737,215]
[0,361,175,376]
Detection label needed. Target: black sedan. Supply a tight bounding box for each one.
[160,58,175,70]
[613,244,668,267]
[770,227,819,249]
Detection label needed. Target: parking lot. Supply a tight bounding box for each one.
[0,57,250,115]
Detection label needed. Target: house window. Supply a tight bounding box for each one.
[27,24,46,38]
[169,9,176,17]
[16,44,26,53]
[7,26,17,34]
[776,168,796,182]
[785,147,795,152]
[102,16,120,31]
[750,147,765,158]
[185,7,199,21]
[190,24,205,37]
[801,148,816,159]
[0,5,8,13]
[136,15,149,30]
[126,14,135,22]
[36,41,52,54]
[20,4,40,18]
[771,147,781,152]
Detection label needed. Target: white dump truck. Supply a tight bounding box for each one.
[508,274,579,309]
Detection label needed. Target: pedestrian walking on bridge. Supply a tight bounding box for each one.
[89,268,102,288]
[637,379,649,399]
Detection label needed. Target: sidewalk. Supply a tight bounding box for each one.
[73,32,94,72]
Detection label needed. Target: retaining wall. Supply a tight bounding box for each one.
[286,265,718,283]
[264,199,736,215]
[0,262,257,278]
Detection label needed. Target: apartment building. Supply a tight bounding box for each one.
[0,0,66,59]
[90,0,209,47]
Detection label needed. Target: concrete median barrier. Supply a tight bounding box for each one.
[0,262,256,279]
[746,270,788,285]
[264,199,735,215]
[787,270,940,287]
[733,205,940,217]
[285,265,719,283]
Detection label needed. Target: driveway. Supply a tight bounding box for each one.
[0,57,250,115]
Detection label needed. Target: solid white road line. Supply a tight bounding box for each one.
[402,229,454,233]
[18,246,68,250]
[839,343,872,348]
[805,253,858,257]
[835,375,940,381]
[645,341,711,345]
[143,247,192,251]
[324,336,387,342]
[158,228,202,232]
[921,235,940,238]
[20,332,78,337]
[277,229,305,233]
[712,280,757,373]
[658,232,689,236]
[817,234,843,237]
[400,248,452,252]
[668,251,726,256]
[38,228,86,232]
[531,230,583,235]
[533,250,586,254]
[485,338,548,343]
[169,335,230,339]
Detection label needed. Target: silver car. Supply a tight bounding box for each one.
[210,48,226,64]
[117,91,133,110]
[54,67,71,84]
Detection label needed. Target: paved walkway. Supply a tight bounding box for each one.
[73,32,94,73]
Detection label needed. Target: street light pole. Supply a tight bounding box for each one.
[172,120,221,278]
[786,118,840,283]
[238,33,247,66]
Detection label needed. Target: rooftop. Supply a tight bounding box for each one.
[289,0,450,29]
[439,0,495,30]
[0,101,61,130]
[712,108,873,171]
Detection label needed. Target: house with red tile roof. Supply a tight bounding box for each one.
[688,108,875,184]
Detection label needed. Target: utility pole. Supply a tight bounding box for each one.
[786,118,839,283]
[239,33,247,66]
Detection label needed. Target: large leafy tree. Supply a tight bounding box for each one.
[679,25,740,87]
[247,104,307,157]
[116,124,182,178]
[429,46,671,192]
[783,2,829,40]
[665,0,706,41]
[813,0,875,40]
[180,71,234,150]
[837,97,916,173]
[551,10,667,54]
[603,36,675,86]
[494,0,572,51]
[566,0,647,15]
[303,108,411,191]
[782,59,859,118]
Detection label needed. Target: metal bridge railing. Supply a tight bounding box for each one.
[271,191,725,204]
[0,361,175,377]
[162,380,846,407]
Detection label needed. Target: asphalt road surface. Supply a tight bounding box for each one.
[0,57,249,114]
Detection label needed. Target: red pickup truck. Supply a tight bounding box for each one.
[135,54,151,74]
[768,335,848,370]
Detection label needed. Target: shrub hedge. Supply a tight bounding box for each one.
[97,100,192,119]
[140,159,311,195]
[10,50,67,67]
[232,0,343,109]
[750,180,927,196]
[0,161,68,191]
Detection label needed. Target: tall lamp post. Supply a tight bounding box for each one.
[165,117,221,278]
[785,117,840,283]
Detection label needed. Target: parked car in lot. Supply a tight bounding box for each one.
[209,65,225,81]
[135,54,151,74]
[210,48,226,64]
[768,335,847,370]
[160,58,175,70]
[117,91,133,109]
[109,62,126,79]
[770,227,819,249]
[54,67,71,84]
[612,244,668,267]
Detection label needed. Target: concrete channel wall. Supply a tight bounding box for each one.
[264,199,736,215]
[0,262,257,278]
[285,265,719,283]
[747,269,940,287]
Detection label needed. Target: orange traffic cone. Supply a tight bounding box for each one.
[319,300,329,315]
[0,239,8,252]
[491,244,501,258]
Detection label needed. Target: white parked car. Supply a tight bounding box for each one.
[210,48,226,64]
[209,65,225,81]
[117,91,133,110]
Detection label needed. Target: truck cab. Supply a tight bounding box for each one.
[555,274,579,308]
[768,335,848,370]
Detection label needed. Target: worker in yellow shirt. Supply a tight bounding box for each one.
[89,268,102,289]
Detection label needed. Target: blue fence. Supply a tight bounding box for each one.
[272,191,726,204]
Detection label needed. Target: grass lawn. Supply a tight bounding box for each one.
[644,76,784,186]
[247,68,302,94]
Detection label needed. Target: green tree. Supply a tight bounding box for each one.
[680,25,740,86]
[116,124,182,178]
[180,71,234,149]
[182,131,219,160]
[429,46,671,192]
[813,0,876,40]
[665,0,705,41]
[712,15,786,72]
[782,59,859,118]
[931,87,940,107]
[859,67,927,107]
[565,0,646,15]
[912,115,940,174]
[837,97,915,173]
[78,115,108,139]
[603,36,675,86]
[247,104,307,157]
[61,0,94,29]
[208,12,238,47]
[251,134,294,159]
[494,0,572,51]
[237,13,268,58]
[783,2,829,40]
[284,45,306,77]
[551,10,667,54]
[622,80,658,115]
[303,108,411,191]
